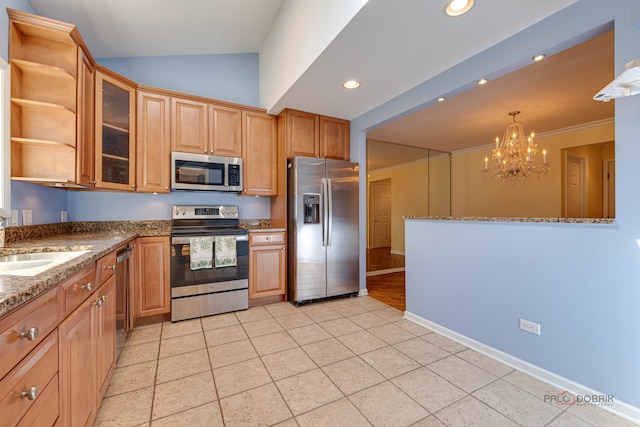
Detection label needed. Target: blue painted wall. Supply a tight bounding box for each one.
[352,0,640,412]
[97,54,259,108]
[2,1,267,224]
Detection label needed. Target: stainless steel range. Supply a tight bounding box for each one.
[170,205,249,322]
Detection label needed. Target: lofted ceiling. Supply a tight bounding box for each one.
[29,0,580,123]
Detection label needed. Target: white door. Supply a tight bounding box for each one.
[371,180,391,248]
[566,155,586,218]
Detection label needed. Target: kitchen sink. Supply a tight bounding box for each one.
[0,251,89,273]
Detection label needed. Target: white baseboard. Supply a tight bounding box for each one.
[366,267,405,277]
[404,311,640,425]
[358,288,369,296]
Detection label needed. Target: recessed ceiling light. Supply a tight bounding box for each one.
[445,0,474,16]
[437,97,446,102]
[532,53,546,62]
[477,78,488,85]
[343,80,360,89]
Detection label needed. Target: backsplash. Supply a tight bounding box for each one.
[3,219,272,245]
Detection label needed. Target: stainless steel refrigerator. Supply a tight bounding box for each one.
[288,157,359,304]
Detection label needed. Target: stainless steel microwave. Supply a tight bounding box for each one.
[171,152,242,192]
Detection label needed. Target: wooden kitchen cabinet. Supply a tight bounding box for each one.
[137,89,171,193]
[135,236,170,318]
[0,330,60,427]
[279,108,350,161]
[209,104,243,157]
[242,111,277,196]
[95,67,136,191]
[319,115,350,160]
[59,294,95,427]
[171,96,208,154]
[171,96,243,158]
[93,275,116,404]
[76,49,96,188]
[8,9,96,188]
[248,231,286,301]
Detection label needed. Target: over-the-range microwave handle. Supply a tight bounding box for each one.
[171,234,249,245]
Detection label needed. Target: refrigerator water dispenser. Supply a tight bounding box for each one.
[303,194,320,224]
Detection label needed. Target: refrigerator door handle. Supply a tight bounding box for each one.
[326,178,333,246]
[321,178,328,246]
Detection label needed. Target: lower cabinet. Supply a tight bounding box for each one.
[135,236,170,318]
[94,276,116,403]
[58,254,117,427]
[248,231,286,300]
[59,295,95,427]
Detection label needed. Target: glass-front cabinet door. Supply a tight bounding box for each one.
[95,69,136,191]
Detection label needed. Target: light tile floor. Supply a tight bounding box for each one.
[95,297,635,427]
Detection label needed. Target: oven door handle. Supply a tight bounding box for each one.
[171,234,248,245]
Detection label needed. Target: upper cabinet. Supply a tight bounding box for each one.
[95,68,136,191]
[171,96,243,158]
[137,89,171,193]
[8,9,96,188]
[242,111,277,196]
[279,108,350,161]
[209,104,242,158]
[171,97,208,154]
[319,115,350,160]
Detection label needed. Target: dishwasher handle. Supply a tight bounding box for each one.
[116,247,132,263]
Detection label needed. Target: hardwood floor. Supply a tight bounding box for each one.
[366,247,405,272]
[366,271,405,311]
[366,247,406,311]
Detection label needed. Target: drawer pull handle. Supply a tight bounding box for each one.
[21,386,39,401]
[20,327,38,341]
[82,283,93,291]
[266,236,271,241]
[104,265,116,271]
[95,298,103,307]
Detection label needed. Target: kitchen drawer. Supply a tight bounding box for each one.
[96,250,117,286]
[249,231,285,246]
[58,264,97,320]
[0,330,59,427]
[0,287,58,380]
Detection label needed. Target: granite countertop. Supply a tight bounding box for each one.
[0,220,171,318]
[404,216,615,224]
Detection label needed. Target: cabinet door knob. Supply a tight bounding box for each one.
[19,327,38,341]
[95,298,103,307]
[82,282,93,291]
[91,181,97,185]
[21,386,39,401]
[132,184,137,189]
[266,236,271,241]
[164,186,169,190]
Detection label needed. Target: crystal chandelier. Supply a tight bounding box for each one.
[482,111,550,184]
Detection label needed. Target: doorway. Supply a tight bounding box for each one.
[565,154,586,218]
[370,179,391,248]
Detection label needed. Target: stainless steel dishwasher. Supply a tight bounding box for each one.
[115,245,133,361]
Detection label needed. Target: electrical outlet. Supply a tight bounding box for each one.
[22,210,32,226]
[10,210,18,226]
[61,211,68,222]
[520,318,541,335]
